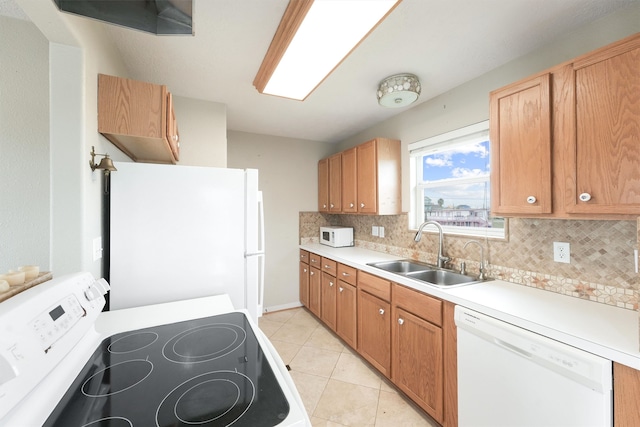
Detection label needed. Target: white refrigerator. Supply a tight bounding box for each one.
[108,162,265,322]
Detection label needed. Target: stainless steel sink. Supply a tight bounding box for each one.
[365,259,434,273]
[367,259,488,288]
[405,269,477,286]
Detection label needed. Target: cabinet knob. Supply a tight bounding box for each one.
[350,203,354,208]
[325,264,330,269]
[310,271,314,276]
[329,281,334,287]
[303,268,307,273]
[398,318,405,325]
[339,287,344,293]
[330,204,334,208]
[323,204,327,209]
[342,272,349,276]
[526,196,537,204]
[579,192,592,202]
[311,259,317,263]
[360,203,365,208]
[172,135,179,142]
[378,308,385,315]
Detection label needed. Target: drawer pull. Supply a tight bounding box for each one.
[342,272,349,276]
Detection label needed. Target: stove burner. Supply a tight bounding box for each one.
[163,323,246,364]
[81,417,133,427]
[108,331,159,354]
[157,370,255,426]
[82,359,153,397]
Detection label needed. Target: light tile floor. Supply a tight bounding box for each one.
[259,307,440,427]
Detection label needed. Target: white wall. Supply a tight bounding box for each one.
[337,2,640,215]
[227,131,333,311]
[172,96,227,168]
[0,16,49,273]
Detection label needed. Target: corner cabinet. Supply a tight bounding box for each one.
[489,33,640,218]
[318,138,401,215]
[98,74,180,164]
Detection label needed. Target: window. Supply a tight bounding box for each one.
[409,120,506,239]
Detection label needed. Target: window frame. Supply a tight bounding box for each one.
[408,120,507,240]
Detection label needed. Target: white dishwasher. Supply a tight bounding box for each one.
[455,306,612,427]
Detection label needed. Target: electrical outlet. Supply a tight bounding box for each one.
[379,226,385,238]
[553,242,570,264]
[372,226,379,237]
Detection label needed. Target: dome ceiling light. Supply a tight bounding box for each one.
[377,73,421,108]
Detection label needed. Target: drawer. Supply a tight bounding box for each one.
[309,253,321,267]
[321,257,337,276]
[300,249,309,264]
[358,271,391,302]
[392,284,442,327]
[337,263,357,286]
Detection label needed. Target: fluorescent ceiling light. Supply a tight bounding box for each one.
[254,0,401,101]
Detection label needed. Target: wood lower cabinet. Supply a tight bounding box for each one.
[614,362,640,427]
[336,263,357,348]
[392,284,444,424]
[320,272,337,330]
[357,271,391,376]
[308,253,321,317]
[299,261,309,307]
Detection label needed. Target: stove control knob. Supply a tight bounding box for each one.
[84,285,101,301]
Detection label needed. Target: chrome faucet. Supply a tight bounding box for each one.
[414,221,450,268]
[463,240,487,280]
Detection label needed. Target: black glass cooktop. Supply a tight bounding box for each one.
[44,312,290,427]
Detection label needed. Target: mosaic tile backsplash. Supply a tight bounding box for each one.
[299,212,640,310]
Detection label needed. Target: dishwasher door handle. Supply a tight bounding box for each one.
[494,338,533,359]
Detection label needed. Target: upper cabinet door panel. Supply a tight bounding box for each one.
[318,158,329,212]
[341,147,357,213]
[490,74,552,215]
[567,38,640,214]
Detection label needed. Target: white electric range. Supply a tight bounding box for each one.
[0,272,310,426]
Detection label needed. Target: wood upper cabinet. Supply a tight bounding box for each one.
[357,271,391,376]
[392,284,444,424]
[357,138,401,215]
[328,153,342,212]
[318,158,329,212]
[490,73,552,215]
[566,35,640,214]
[317,137,400,215]
[98,74,179,164]
[490,33,640,219]
[341,147,358,213]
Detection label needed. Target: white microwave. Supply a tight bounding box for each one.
[320,226,354,247]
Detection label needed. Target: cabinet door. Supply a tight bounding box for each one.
[299,261,309,308]
[309,266,321,317]
[342,147,357,213]
[328,153,342,212]
[320,272,337,330]
[614,362,640,427]
[318,158,329,212]
[357,140,377,214]
[357,289,390,376]
[567,38,640,214]
[166,92,180,161]
[490,74,552,215]
[392,307,444,423]
[336,281,357,348]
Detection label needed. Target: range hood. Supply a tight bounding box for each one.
[52,0,193,35]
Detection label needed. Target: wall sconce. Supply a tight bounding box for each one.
[89,146,117,175]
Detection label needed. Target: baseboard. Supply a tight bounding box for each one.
[263,301,304,314]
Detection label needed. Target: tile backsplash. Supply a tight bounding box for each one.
[299,212,639,310]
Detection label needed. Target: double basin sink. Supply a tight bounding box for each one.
[367,259,489,288]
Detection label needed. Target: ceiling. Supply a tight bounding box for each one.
[2,0,635,143]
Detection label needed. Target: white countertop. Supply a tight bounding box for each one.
[300,243,640,370]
